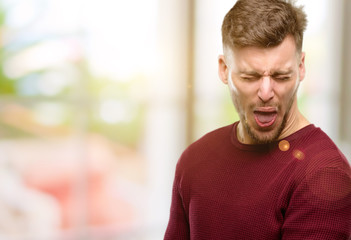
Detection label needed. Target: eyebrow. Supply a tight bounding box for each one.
[239,71,261,77]
[271,70,293,76]
[239,70,293,76]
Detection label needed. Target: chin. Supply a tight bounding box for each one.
[252,131,280,144]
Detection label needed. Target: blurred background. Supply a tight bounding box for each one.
[0,0,350,239]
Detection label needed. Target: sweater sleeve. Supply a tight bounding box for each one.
[164,170,190,240]
[281,166,351,239]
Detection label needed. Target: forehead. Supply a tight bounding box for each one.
[226,35,299,74]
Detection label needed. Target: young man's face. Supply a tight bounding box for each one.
[218,35,305,144]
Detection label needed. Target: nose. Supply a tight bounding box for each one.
[258,76,274,102]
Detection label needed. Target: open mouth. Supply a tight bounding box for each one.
[254,110,277,128]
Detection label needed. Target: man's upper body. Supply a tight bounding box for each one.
[165,0,351,239]
[164,122,351,239]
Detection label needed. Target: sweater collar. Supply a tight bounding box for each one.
[230,121,316,152]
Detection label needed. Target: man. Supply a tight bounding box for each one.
[164,0,351,239]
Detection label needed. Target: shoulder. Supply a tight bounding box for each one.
[175,123,234,174]
[290,125,350,181]
[189,123,234,151]
[305,126,349,168]
[281,127,351,227]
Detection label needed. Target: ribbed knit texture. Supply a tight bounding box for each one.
[164,122,351,240]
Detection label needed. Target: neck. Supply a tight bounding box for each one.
[278,100,310,139]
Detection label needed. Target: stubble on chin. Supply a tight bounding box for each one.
[230,85,296,144]
[241,93,297,145]
[243,114,287,144]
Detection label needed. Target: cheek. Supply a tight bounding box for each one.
[229,77,252,100]
[278,82,299,107]
[228,75,238,94]
[229,82,254,116]
[234,83,257,107]
[228,81,243,111]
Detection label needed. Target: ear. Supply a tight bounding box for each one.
[298,52,306,82]
[218,55,229,84]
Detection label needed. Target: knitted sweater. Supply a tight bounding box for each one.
[164,122,351,239]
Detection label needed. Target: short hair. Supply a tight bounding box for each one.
[221,0,307,52]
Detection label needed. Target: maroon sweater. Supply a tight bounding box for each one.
[164,123,351,239]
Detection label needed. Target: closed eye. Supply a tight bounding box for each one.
[273,76,291,81]
[241,77,258,81]
[240,74,261,81]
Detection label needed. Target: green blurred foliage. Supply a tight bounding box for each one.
[0,4,145,148]
[0,6,16,94]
